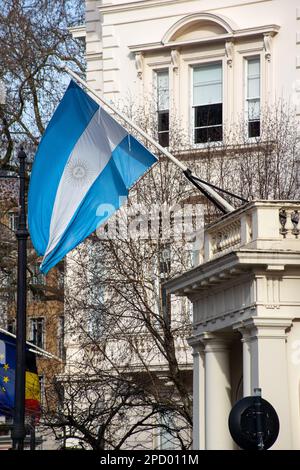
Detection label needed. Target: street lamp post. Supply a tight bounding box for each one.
[1,80,29,450]
[11,148,29,450]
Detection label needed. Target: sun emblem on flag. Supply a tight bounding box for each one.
[65,159,90,187]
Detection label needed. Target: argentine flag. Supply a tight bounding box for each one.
[28,80,157,273]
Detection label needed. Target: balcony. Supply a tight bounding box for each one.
[195,200,300,264]
[166,200,300,330]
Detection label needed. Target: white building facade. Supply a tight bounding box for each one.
[74,0,300,147]
[67,0,300,450]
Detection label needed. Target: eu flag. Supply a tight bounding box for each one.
[0,331,41,418]
[0,332,16,416]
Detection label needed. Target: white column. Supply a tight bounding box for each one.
[242,331,252,397]
[202,333,234,450]
[246,318,293,449]
[190,341,205,450]
[234,326,252,397]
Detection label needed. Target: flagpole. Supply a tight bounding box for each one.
[64,67,235,214]
[11,147,28,450]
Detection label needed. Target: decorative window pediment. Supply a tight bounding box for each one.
[129,13,279,53]
[168,20,227,42]
[162,13,234,44]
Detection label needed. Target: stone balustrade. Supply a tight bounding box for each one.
[194,201,300,264]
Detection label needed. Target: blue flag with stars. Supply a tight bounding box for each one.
[0,332,16,416]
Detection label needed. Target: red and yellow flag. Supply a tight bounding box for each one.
[25,350,41,420]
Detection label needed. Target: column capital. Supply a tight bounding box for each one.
[232,322,252,342]
[233,317,293,340]
[187,335,205,355]
[200,332,233,353]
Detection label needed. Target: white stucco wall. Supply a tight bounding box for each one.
[84,0,300,129]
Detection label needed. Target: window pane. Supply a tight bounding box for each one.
[248,77,260,99]
[248,99,260,120]
[159,413,178,450]
[248,120,260,138]
[193,63,222,106]
[248,58,260,78]
[194,63,222,85]
[158,111,169,132]
[158,110,169,147]
[157,70,169,111]
[195,104,222,127]
[158,132,169,147]
[7,319,16,334]
[247,57,260,138]
[195,125,222,144]
[247,58,260,99]
[193,83,222,106]
[31,318,44,349]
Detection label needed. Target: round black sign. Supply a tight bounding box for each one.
[228,396,280,450]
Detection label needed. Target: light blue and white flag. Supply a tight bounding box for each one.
[28,80,157,273]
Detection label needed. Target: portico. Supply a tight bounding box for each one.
[165,201,300,450]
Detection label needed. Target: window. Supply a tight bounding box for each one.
[7,318,16,334]
[159,243,171,279]
[30,317,45,349]
[158,413,178,450]
[246,57,260,138]
[193,62,223,144]
[156,70,169,147]
[31,264,46,286]
[8,211,18,232]
[87,291,105,340]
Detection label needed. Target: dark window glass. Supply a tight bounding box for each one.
[158,132,169,147]
[248,120,260,138]
[195,126,223,144]
[159,244,171,278]
[31,317,44,349]
[195,103,222,128]
[194,104,223,143]
[7,319,16,334]
[156,70,169,147]
[247,58,260,138]
[158,111,169,147]
[158,111,169,131]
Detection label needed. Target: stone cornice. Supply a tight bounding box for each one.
[86,51,103,61]
[69,25,86,39]
[99,0,273,15]
[129,24,279,53]
[165,249,300,297]
[99,0,194,14]
[165,251,240,295]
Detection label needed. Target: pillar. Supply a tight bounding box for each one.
[202,333,234,450]
[246,318,293,449]
[189,340,205,450]
[234,326,252,397]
